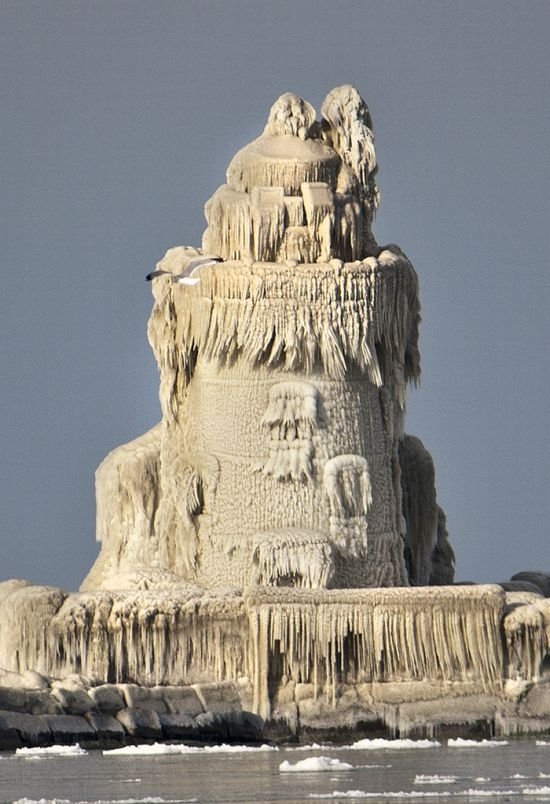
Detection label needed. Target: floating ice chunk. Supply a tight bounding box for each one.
[11,800,72,804]
[280,756,354,772]
[104,743,183,756]
[349,738,440,750]
[461,791,517,798]
[414,774,457,784]
[448,738,508,748]
[13,799,194,804]
[289,742,328,751]
[104,742,277,756]
[15,744,87,757]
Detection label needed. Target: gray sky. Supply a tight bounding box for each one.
[1,0,549,591]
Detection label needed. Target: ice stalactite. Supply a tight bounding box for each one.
[262,381,318,432]
[301,182,335,262]
[246,585,505,720]
[46,590,248,686]
[252,529,334,589]
[329,517,368,560]
[251,187,286,261]
[324,455,372,518]
[504,598,550,681]
[261,380,318,481]
[262,439,314,482]
[0,581,66,675]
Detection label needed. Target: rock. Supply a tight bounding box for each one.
[159,712,199,740]
[225,710,264,742]
[0,711,52,747]
[88,684,125,714]
[116,707,162,739]
[498,581,543,595]
[118,684,168,714]
[511,572,550,597]
[45,714,97,744]
[0,711,23,749]
[160,686,204,717]
[85,712,125,741]
[192,681,242,714]
[0,687,60,715]
[194,711,229,741]
[51,686,93,715]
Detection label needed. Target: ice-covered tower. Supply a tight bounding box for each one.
[82,86,452,593]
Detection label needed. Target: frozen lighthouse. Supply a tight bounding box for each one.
[83,85,453,594]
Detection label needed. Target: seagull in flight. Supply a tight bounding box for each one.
[146,255,223,286]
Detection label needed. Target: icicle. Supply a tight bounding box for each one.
[252,529,334,589]
[246,585,505,715]
[323,454,372,518]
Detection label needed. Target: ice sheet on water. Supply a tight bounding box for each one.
[348,738,440,750]
[103,742,277,756]
[447,738,508,748]
[15,744,87,757]
[280,756,354,772]
[414,774,457,784]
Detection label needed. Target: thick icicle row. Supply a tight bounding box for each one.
[504,599,550,681]
[245,585,505,718]
[46,591,248,686]
[252,529,334,589]
[147,255,420,422]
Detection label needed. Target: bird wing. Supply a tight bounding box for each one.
[183,256,222,277]
[146,270,170,281]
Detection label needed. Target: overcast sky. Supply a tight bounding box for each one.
[1,0,549,591]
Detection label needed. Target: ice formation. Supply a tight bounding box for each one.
[1,85,549,728]
[83,86,438,594]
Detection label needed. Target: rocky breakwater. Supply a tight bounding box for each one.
[0,670,262,749]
